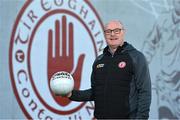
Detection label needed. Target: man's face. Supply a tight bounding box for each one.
[104,21,125,49]
[174,0,180,15]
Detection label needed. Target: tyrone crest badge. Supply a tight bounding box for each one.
[9,0,105,119]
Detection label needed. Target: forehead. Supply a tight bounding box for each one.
[105,21,123,29]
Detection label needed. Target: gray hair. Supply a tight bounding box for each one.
[104,20,124,30]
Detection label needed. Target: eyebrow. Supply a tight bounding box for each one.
[104,28,124,31]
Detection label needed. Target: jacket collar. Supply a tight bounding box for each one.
[103,42,128,56]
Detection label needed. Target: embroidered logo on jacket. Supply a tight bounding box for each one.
[96,63,104,68]
[118,61,126,68]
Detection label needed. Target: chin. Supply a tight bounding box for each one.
[109,45,119,49]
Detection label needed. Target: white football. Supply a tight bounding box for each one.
[50,71,74,96]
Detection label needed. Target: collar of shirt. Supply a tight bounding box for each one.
[103,42,128,56]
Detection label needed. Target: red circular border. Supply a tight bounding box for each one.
[9,0,105,119]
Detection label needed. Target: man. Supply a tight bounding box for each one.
[142,0,180,119]
[64,20,151,119]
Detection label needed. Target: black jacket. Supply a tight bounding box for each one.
[70,42,151,119]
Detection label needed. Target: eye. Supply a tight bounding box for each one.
[114,29,121,33]
[104,29,111,34]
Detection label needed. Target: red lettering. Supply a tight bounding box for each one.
[22,88,30,98]
[28,10,38,23]
[85,101,94,116]
[68,0,76,10]
[17,69,28,84]
[41,0,52,11]
[69,112,82,120]
[22,21,31,30]
[29,100,38,111]
[15,29,29,44]
[97,40,104,52]
[38,109,45,119]
[94,31,101,37]
[54,0,63,6]
[15,50,25,63]
[45,116,53,120]
[88,20,95,30]
[80,6,88,19]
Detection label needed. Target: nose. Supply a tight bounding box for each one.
[111,30,115,35]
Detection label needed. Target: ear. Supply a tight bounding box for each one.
[121,29,125,36]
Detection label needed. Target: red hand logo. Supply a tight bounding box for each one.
[47,16,85,106]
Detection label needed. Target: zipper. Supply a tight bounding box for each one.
[103,55,114,115]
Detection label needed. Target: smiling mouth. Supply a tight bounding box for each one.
[110,38,118,40]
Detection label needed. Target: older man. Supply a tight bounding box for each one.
[62,20,151,119]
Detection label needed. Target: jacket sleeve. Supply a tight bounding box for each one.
[69,88,94,101]
[69,63,96,101]
[133,52,152,119]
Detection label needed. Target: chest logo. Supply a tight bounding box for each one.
[118,61,126,68]
[96,63,104,68]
